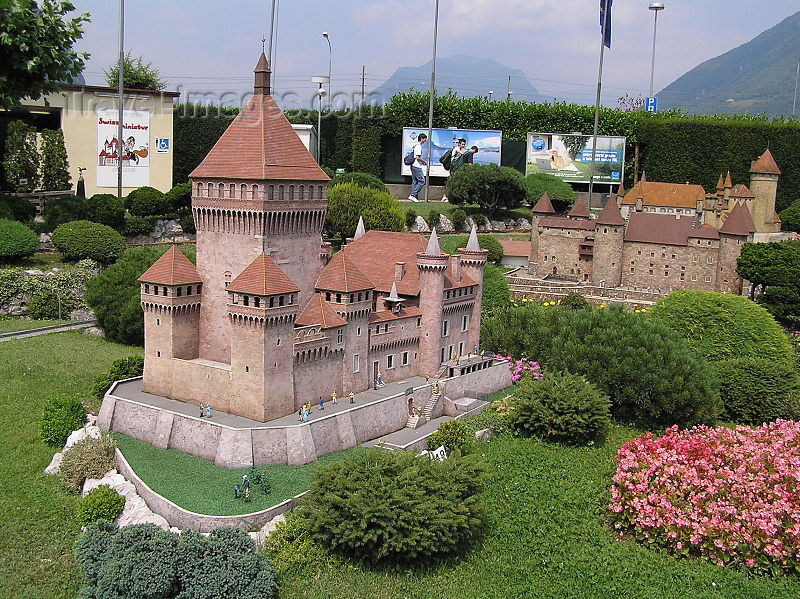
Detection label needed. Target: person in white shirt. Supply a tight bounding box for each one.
[409,133,427,201]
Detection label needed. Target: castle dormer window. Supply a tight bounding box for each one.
[144,284,150,294]
[153,285,159,295]
[254,297,260,308]
[177,287,182,297]
[187,286,192,295]
[279,295,284,307]
[243,295,250,306]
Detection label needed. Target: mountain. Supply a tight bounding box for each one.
[369,54,547,104]
[657,11,800,117]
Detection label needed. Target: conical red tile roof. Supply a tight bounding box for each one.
[189,94,329,182]
[750,149,781,175]
[532,192,555,214]
[316,251,373,292]
[227,253,300,296]
[138,246,201,285]
[295,293,347,329]
[568,197,590,219]
[719,201,755,235]
[595,197,625,226]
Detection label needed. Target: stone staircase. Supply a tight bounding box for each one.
[405,389,442,429]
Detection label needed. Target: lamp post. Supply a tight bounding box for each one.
[648,3,665,98]
[322,31,331,110]
[488,90,493,101]
[311,76,329,164]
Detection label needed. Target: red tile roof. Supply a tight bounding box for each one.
[539,216,596,230]
[596,198,625,226]
[532,193,555,214]
[499,240,531,257]
[719,201,756,235]
[227,253,300,296]
[730,183,754,199]
[568,197,590,219]
[624,213,712,245]
[369,305,422,323]
[138,246,202,285]
[316,251,374,292]
[295,293,347,329]
[621,181,705,209]
[189,94,330,182]
[750,149,781,175]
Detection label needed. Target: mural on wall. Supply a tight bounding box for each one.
[526,132,625,184]
[96,107,150,187]
[401,127,502,177]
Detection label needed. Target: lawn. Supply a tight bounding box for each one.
[0,333,141,599]
[397,199,533,222]
[0,317,70,334]
[112,433,350,516]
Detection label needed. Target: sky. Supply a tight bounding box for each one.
[70,0,800,111]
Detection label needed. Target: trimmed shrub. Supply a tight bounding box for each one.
[164,182,192,212]
[51,220,126,264]
[42,194,89,231]
[123,213,155,236]
[92,355,144,400]
[126,185,168,216]
[481,303,720,428]
[27,286,78,320]
[40,395,86,448]
[86,193,125,230]
[178,209,196,234]
[714,357,800,425]
[74,522,278,599]
[325,183,404,242]
[85,245,196,345]
[405,208,417,229]
[298,446,485,564]
[481,264,510,312]
[40,128,71,191]
[427,209,441,229]
[0,203,13,220]
[560,292,591,310]
[445,164,526,217]
[472,213,487,226]
[76,485,125,527]
[0,218,38,261]
[59,434,117,493]
[524,172,576,213]
[511,371,611,446]
[426,419,471,452]
[477,234,503,264]
[648,290,794,366]
[450,207,467,231]
[328,171,388,193]
[0,193,37,222]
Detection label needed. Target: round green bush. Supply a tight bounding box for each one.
[123,213,155,236]
[0,218,38,261]
[477,234,503,264]
[299,446,485,564]
[524,172,576,212]
[472,213,488,226]
[714,357,800,425]
[450,208,467,231]
[427,209,441,228]
[76,485,125,527]
[560,292,591,310]
[126,185,168,217]
[165,181,193,212]
[40,395,86,448]
[0,203,13,220]
[42,194,89,232]
[27,286,77,320]
[328,171,388,193]
[178,209,196,234]
[482,264,511,312]
[405,208,417,229]
[51,220,126,264]
[325,183,405,242]
[92,355,144,400]
[59,435,117,493]
[0,193,37,222]
[86,193,125,230]
[511,371,611,445]
[649,291,794,366]
[426,419,471,452]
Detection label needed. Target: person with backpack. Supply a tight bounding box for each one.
[450,138,469,173]
[463,145,479,166]
[409,133,427,202]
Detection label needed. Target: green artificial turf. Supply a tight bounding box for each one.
[0,333,142,599]
[112,433,349,516]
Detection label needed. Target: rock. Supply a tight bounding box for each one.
[164,220,182,235]
[516,218,532,231]
[38,233,53,250]
[64,425,101,450]
[44,452,63,475]
[490,220,507,231]
[83,326,105,337]
[437,214,454,233]
[249,513,286,547]
[151,222,165,239]
[118,494,170,530]
[82,470,125,497]
[69,308,95,321]
[475,428,495,442]
[410,215,430,233]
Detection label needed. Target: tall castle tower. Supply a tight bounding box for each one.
[591,198,625,287]
[189,53,330,364]
[458,227,488,352]
[748,149,781,234]
[528,193,556,276]
[417,230,449,377]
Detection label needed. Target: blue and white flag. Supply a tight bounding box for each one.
[600,0,612,49]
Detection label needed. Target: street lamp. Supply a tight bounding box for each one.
[488,90,493,101]
[311,75,329,164]
[648,3,665,98]
[322,31,331,110]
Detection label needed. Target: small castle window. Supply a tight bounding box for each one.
[187,286,192,295]
[243,296,249,306]
[387,354,394,369]
[337,329,343,343]
[197,284,202,293]
[163,287,168,297]
[705,274,712,282]
[350,293,354,303]
[365,291,370,300]
[357,326,361,336]
[276,338,281,346]
[144,284,150,293]
[336,293,341,303]
[706,256,714,264]
[279,295,285,307]
[384,324,389,332]
[326,292,331,301]
[156,318,160,326]
[269,297,274,308]
[157,351,161,357]
[254,297,260,307]
[153,285,159,295]
[357,292,362,301]
[177,287,182,297]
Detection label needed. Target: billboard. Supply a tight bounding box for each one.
[401,127,502,177]
[96,107,150,188]
[525,132,625,184]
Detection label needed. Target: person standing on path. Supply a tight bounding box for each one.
[409,133,427,201]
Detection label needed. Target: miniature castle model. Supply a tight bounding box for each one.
[136,54,490,423]
[527,149,783,295]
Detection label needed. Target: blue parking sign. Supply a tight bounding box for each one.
[645,97,658,113]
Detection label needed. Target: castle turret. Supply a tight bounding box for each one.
[138,247,202,399]
[718,201,755,294]
[528,192,556,276]
[458,225,488,353]
[748,149,781,233]
[592,198,625,287]
[417,229,449,377]
[227,253,300,421]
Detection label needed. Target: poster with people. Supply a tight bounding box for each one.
[96,107,150,188]
[526,132,625,184]
[401,127,502,177]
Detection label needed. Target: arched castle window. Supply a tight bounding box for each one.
[269,297,274,308]
[336,293,341,303]
[288,185,294,199]
[357,292,362,301]
[218,183,225,198]
[243,295,250,306]
[299,185,305,199]
[278,185,285,200]
[241,184,247,199]
[177,287,182,297]
[350,293,354,303]
[163,287,168,297]
[224,271,232,288]
[186,286,192,295]
[153,285,159,295]
[196,284,202,294]
[279,295,284,307]
[254,297,260,307]
[144,284,150,294]
[230,183,235,198]
[252,184,259,199]
[318,185,324,198]
[325,292,331,301]
[196,182,203,196]
[308,186,314,199]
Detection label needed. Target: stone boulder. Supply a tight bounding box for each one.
[437,214,454,233]
[44,452,63,475]
[490,220,507,231]
[516,218,532,231]
[410,215,430,233]
[64,424,101,450]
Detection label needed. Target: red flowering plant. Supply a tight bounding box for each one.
[495,356,544,383]
[609,421,800,576]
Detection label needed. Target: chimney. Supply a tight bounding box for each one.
[635,197,643,212]
[450,254,462,282]
[395,262,405,281]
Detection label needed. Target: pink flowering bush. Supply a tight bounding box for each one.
[496,355,544,383]
[609,421,800,575]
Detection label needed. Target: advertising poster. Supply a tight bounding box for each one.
[401,127,502,177]
[525,132,625,184]
[96,107,150,188]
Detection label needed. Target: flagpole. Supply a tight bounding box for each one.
[589,0,610,209]
[424,0,440,203]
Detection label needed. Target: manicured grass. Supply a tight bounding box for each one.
[267,426,800,598]
[0,317,70,333]
[0,333,141,599]
[112,433,350,516]
[397,200,533,222]
[434,233,529,256]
